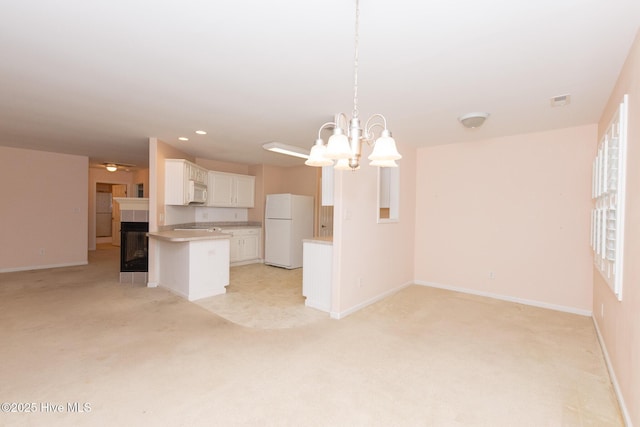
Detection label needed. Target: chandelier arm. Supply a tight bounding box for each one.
[364,114,389,141]
[316,122,336,140]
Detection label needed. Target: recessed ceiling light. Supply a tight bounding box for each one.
[178,137,189,141]
[195,130,207,135]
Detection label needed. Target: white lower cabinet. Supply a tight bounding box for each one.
[302,240,332,313]
[225,228,261,265]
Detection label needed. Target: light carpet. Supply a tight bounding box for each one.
[0,244,623,426]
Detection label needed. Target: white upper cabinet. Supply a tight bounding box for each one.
[165,159,208,205]
[235,175,255,208]
[208,171,235,207]
[207,171,255,208]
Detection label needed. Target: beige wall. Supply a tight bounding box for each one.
[593,30,640,426]
[150,138,195,230]
[248,164,264,223]
[133,168,150,198]
[196,158,249,175]
[0,146,88,271]
[414,125,596,313]
[331,141,416,316]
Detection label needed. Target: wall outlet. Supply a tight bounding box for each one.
[39,248,45,256]
[357,277,362,288]
[489,271,496,280]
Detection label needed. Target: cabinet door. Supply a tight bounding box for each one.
[229,236,241,262]
[240,235,260,260]
[235,175,255,207]
[208,172,234,207]
[165,159,189,205]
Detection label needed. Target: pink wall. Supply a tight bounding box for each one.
[331,141,416,316]
[0,146,88,271]
[593,30,640,426]
[414,125,596,314]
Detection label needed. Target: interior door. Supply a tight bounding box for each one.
[111,184,127,246]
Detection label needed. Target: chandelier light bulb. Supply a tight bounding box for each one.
[368,130,401,161]
[305,139,333,167]
[326,129,352,159]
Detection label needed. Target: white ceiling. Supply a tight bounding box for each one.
[1,0,638,170]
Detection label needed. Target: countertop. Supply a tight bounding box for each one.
[214,224,262,230]
[159,221,262,232]
[148,230,232,242]
[303,236,333,245]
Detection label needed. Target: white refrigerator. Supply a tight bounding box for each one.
[264,194,314,269]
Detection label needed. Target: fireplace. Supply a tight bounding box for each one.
[120,222,148,282]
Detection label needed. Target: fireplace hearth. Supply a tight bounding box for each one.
[120,221,148,284]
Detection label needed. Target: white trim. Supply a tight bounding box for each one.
[414,280,592,317]
[113,197,149,211]
[592,317,632,427]
[330,280,413,319]
[0,261,88,273]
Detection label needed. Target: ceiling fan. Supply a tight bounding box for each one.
[102,162,136,172]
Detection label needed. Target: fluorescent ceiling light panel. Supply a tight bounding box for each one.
[262,142,309,159]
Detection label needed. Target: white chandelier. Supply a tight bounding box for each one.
[305,0,401,171]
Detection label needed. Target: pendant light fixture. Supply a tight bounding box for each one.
[305,0,401,171]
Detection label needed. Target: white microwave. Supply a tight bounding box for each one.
[186,180,207,204]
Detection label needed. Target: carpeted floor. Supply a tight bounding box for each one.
[0,244,623,426]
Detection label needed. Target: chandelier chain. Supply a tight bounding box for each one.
[352,0,360,119]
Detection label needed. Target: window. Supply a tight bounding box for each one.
[591,94,628,300]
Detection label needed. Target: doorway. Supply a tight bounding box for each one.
[95,183,127,246]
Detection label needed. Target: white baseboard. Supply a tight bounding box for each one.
[0,261,88,273]
[330,280,413,319]
[592,318,633,427]
[414,280,593,317]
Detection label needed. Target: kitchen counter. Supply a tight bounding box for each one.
[215,224,262,230]
[302,239,333,313]
[148,230,230,301]
[303,236,333,245]
[148,229,231,242]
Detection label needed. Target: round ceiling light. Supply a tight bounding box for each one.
[458,112,490,129]
[105,164,118,172]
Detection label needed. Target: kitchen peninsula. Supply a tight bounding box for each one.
[148,229,231,301]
